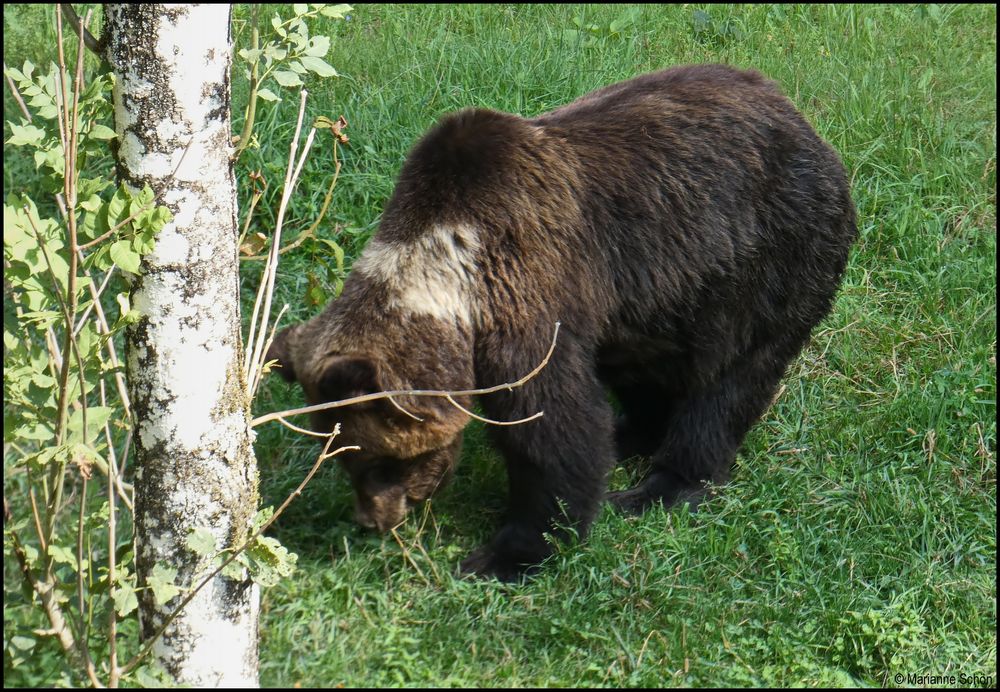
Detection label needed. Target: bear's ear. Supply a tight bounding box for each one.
[317,355,381,402]
[265,326,299,383]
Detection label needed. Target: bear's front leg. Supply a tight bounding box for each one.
[462,333,615,581]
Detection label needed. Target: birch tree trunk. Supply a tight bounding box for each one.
[105,5,260,686]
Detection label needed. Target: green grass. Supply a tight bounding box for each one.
[247,4,996,687]
[4,3,997,688]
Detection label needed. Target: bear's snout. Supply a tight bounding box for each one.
[354,487,409,533]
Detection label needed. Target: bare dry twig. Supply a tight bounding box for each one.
[252,322,561,429]
[244,89,313,393]
[59,3,104,56]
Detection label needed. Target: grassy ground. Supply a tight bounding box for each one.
[245,4,996,687]
[4,3,996,688]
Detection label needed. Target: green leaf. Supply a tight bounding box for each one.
[5,65,27,84]
[692,9,712,34]
[112,582,138,616]
[273,70,303,87]
[86,244,113,272]
[14,420,56,443]
[287,16,308,38]
[84,502,112,533]
[110,239,141,274]
[30,370,54,388]
[35,102,60,120]
[251,507,275,532]
[33,143,64,175]
[271,13,287,38]
[303,35,331,58]
[134,661,174,688]
[186,527,218,558]
[22,445,61,471]
[152,205,173,227]
[256,88,281,102]
[87,123,117,140]
[221,560,246,580]
[293,3,309,15]
[148,564,181,605]
[79,194,103,213]
[298,56,338,78]
[49,543,78,569]
[6,122,46,146]
[67,407,114,440]
[918,68,934,91]
[317,237,344,271]
[21,543,40,565]
[10,635,36,652]
[136,227,157,254]
[115,292,131,318]
[78,210,101,242]
[3,205,34,262]
[306,271,328,306]
[263,44,288,62]
[75,316,99,360]
[78,176,112,198]
[136,184,155,208]
[286,30,308,52]
[320,4,352,19]
[132,226,156,255]
[246,535,297,587]
[610,7,641,34]
[107,183,129,227]
[238,48,263,64]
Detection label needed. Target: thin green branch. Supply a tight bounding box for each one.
[233,7,260,163]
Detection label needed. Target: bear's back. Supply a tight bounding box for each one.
[361,65,855,356]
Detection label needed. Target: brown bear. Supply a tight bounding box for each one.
[267,64,857,581]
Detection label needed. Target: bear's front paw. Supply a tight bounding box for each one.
[459,523,552,582]
[458,545,529,583]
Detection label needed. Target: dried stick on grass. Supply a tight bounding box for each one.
[390,527,431,586]
[252,322,561,429]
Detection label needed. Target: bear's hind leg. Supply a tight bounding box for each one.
[607,353,787,515]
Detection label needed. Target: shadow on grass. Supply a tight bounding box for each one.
[257,419,508,563]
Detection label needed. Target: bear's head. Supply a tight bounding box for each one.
[266,320,472,532]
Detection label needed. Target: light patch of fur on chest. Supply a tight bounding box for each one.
[354,224,481,325]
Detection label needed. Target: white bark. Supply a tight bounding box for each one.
[106,5,260,686]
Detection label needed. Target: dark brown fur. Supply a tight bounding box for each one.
[269,64,857,580]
